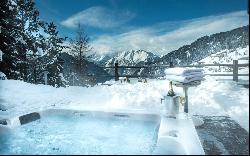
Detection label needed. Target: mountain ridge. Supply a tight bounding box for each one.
[85,25,249,78]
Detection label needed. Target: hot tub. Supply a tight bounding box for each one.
[0,109,204,155]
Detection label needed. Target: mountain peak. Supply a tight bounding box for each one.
[108,49,159,66]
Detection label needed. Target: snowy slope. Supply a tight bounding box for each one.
[197,46,249,65]
[194,46,249,75]
[86,53,112,66]
[0,77,248,132]
[159,25,249,66]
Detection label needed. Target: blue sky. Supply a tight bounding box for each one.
[35,0,249,56]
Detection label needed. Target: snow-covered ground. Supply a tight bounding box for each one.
[0,74,249,132]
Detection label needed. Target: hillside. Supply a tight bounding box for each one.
[59,52,111,86]
[159,25,249,65]
[140,25,249,77]
[88,25,249,78]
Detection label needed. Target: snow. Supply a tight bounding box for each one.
[186,51,191,58]
[196,46,249,74]
[59,73,69,83]
[16,37,26,44]
[175,58,181,64]
[165,68,203,75]
[0,72,7,80]
[0,49,3,61]
[10,0,17,6]
[8,6,13,11]
[188,76,249,131]
[0,75,248,132]
[199,46,249,64]
[37,47,43,56]
[188,45,250,131]
[106,50,159,66]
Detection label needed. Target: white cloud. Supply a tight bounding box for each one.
[61,6,136,29]
[91,10,249,56]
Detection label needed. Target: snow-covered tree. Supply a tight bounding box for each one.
[44,22,67,87]
[0,0,46,81]
[69,23,91,72]
[0,0,19,79]
[15,0,45,81]
[0,0,69,87]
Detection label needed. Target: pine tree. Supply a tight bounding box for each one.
[69,23,91,73]
[44,22,67,87]
[15,0,44,81]
[0,0,66,86]
[0,0,19,79]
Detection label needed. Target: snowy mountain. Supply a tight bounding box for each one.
[86,53,113,66]
[88,50,160,66]
[88,50,160,75]
[106,50,159,65]
[140,25,249,77]
[87,25,248,78]
[103,50,160,75]
[159,25,249,65]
